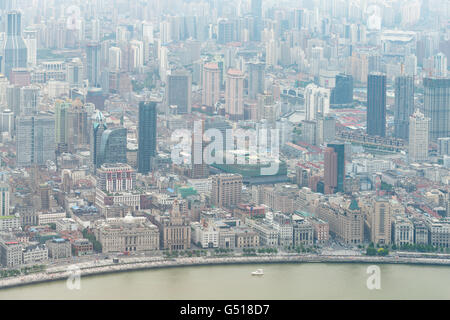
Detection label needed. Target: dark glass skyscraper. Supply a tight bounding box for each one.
[218,20,235,44]
[394,76,415,140]
[247,62,265,100]
[86,41,101,88]
[99,127,127,166]
[91,111,107,170]
[138,101,157,174]
[2,11,27,78]
[167,71,192,114]
[367,73,387,137]
[250,0,262,41]
[331,74,353,106]
[423,77,450,141]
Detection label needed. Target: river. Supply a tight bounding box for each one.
[0,263,449,299]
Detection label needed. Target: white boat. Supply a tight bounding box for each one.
[251,269,264,276]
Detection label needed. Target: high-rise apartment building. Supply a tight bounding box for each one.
[305,84,330,121]
[108,47,122,71]
[409,109,430,162]
[225,69,244,121]
[202,63,221,108]
[23,28,37,68]
[55,100,70,147]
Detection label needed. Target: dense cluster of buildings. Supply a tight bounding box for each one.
[0,0,448,271]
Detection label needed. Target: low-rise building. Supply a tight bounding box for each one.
[56,218,79,232]
[46,238,71,259]
[0,240,22,268]
[393,216,414,246]
[71,239,93,256]
[95,214,159,253]
[246,218,279,247]
[0,215,21,231]
[191,222,219,248]
[235,228,259,248]
[428,219,450,248]
[22,244,48,265]
[272,213,293,247]
[293,217,314,247]
[413,220,429,245]
[309,216,329,244]
[38,211,66,225]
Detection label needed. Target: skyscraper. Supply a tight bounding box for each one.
[394,76,415,140]
[23,28,37,68]
[16,114,55,167]
[331,74,353,106]
[305,84,330,121]
[0,183,10,216]
[167,71,192,114]
[251,0,262,18]
[67,100,89,152]
[225,69,244,121]
[423,77,450,141]
[324,143,345,194]
[67,58,84,88]
[90,111,107,170]
[367,73,386,137]
[409,109,430,163]
[247,62,265,100]
[217,20,235,44]
[202,63,221,108]
[2,11,27,79]
[250,0,262,41]
[138,101,157,174]
[20,85,39,115]
[191,120,209,179]
[55,100,70,147]
[86,41,101,88]
[99,127,127,166]
[108,47,122,72]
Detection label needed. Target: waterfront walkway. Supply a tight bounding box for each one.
[1,253,450,289]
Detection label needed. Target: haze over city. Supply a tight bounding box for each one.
[0,0,447,301]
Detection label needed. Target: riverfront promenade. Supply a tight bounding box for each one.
[1,253,450,290]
